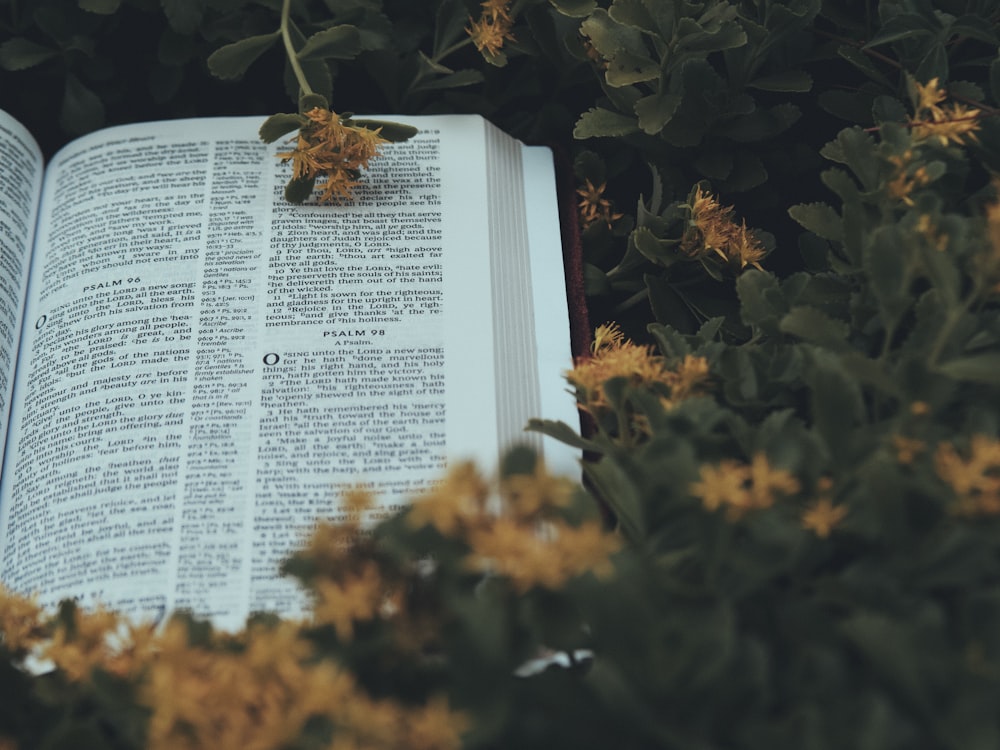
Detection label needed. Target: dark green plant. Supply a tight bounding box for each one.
[2,2,1000,749]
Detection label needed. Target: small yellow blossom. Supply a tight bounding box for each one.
[501,467,574,520]
[407,461,491,535]
[801,497,848,538]
[0,588,46,653]
[590,321,626,354]
[569,324,711,415]
[910,78,981,146]
[276,108,388,203]
[910,401,930,416]
[935,435,1000,516]
[406,695,470,750]
[886,151,932,206]
[893,434,927,465]
[466,1,515,57]
[681,186,766,270]
[577,180,624,230]
[312,562,385,640]
[663,353,711,401]
[690,453,800,520]
[466,518,620,591]
[42,605,122,682]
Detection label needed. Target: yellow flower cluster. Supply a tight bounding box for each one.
[466,0,515,57]
[910,78,981,147]
[981,187,1000,293]
[0,588,45,653]
[567,322,711,413]
[277,107,388,203]
[407,462,621,592]
[935,434,1000,516]
[689,453,801,521]
[577,179,623,229]
[681,186,766,270]
[0,590,469,750]
[885,150,933,206]
[800,478,847,538]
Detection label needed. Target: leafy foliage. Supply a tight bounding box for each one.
[3,0,1000,748]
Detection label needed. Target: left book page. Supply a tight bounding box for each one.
[0,114,574,630]
[0,111,43,452]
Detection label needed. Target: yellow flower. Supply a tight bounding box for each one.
[690,453,800,520]
[577,180,623,230]
[663,353,711,401]
[42,605,123,682]
[935,435,1000,516]
[886,151,932,206]
[0,588,46,653]
[681,186,767,270]
[910,78,981,146]
[407,461,490,535]
[312,561,386,640]
[276,108,388,203]
[801,497,848,538]
[501,467,574,520]
[466,6,515,57]
[591,321,626,354]
[406,695,470,750]
[466,517,619,592]
[892,434,926,465]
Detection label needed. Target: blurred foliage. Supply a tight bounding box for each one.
[4,0,1000,748]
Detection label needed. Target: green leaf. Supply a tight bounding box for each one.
[606,51,660,86]
[737,269,782,331]
[834,126,879,192]
[59,73,105,136]
[297,25,362,60]
[632,226,679,266]
[581,9,646,59]
[863,225,910,322]
[805,348,865,466]
[937,354,1000,386]
[634,93,680,135]
[779,306,850,351]
[991,55,1000,107]
[161,0,205,34]
[284,176,316,203]
[573,107,640,138]
[674,19,746,54]
[863,14,935,48]
[0,38,58,71]
[789,202,843,242]
[608,0,658,33]
[716,103,800,142]
[207,32,280,80]
[837,45,894,88]
[527,418,595,451]
[349,119,418,142]
[410,68,484,92]
[747,70,813,92]
[285,19,333,102]
[78,0,121,13]
[583,457,644,544]
[258,113,306,143]
[549,0,597,18]
[950,16,999,45]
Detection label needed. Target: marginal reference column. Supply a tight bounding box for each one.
[174,139,268,620]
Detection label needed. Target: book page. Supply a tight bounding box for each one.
[0,111,43,455]
[0,114,572,629]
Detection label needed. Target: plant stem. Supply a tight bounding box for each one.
[431,38,474,65]
[281,0,313,98]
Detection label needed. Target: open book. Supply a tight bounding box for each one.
[0,109,579,630]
